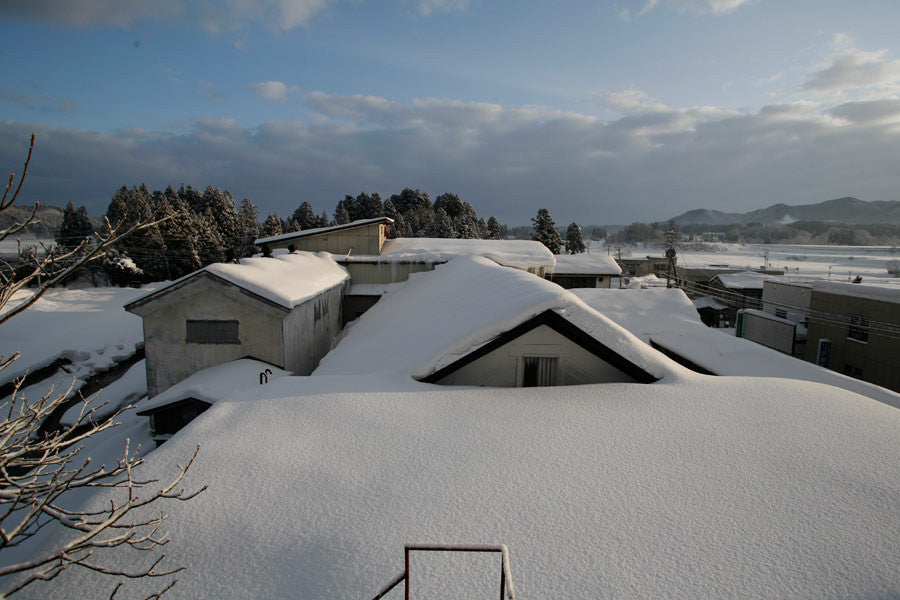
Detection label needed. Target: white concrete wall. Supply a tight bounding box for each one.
[435,324,635,387]
[141,277,286,397]
[282,283,344,375]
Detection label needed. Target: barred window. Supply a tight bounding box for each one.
[186,320,239,344]
[521,356,558,387]
[847,315,869,343]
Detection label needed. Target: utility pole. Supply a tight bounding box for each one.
[664,223,678,289]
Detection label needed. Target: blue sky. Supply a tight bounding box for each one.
[2,0,900,225]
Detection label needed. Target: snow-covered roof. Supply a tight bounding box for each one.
[812,280,900,304]
[136,359,289,412]
[691,295,729,310]
[549,253,622,275]
[254,217,392,246]
[126,252,349,311]
[573,287,900,408]
[46,372,900,598]
[711,270,773,289]
[314,256,671,381]
[367,237,556,271]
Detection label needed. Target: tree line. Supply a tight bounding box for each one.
[51,186,599,286]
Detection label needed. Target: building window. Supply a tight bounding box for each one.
[775,308,787,319]
[816,339,831,368]
[843,364,863,379]
[847,315,869,343]
[521,356,558,387]
[186,320,239,344]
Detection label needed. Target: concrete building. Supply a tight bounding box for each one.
[546,253,621,289]
[125,253,349,397]
[803,282,900,392]
[615,255,673,278]
[255,217,393,256]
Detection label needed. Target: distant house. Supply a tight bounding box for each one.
[803,281,900,392]
[615,255,673,278]
[313,255,667,387]
[546,253,621,289]
[125,253,349,397]
[737,280,812,356]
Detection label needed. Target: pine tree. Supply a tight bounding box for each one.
[531,208,562,254]
[262,212,284,237]
[565,222,586,254]
[428,208,455,238]
[201,186,240,258]
[56,202,94,251]
[316,211,329,228]
[486,216,502,240]
[291,201,317,230]
[237,198,260,257]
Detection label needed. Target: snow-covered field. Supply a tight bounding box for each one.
[2,255,899,599]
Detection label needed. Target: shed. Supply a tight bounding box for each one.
[255,217,393,256]
[125,252,349,397]
[546,253,621,288]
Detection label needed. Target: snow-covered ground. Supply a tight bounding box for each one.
[18,373,900,599]
[0,285,159,384]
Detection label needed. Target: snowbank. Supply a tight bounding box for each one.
[59,360,148,426]
[23,374,900,599]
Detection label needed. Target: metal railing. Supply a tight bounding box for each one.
[371,544,516,600]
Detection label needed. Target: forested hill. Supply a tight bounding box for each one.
[0,204,66,237]
[669,197,900,226]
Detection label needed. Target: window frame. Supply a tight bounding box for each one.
[185,319,240,344]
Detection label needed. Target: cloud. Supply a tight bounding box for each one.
[3,91,899,226]
[415,0,472,15]
[247,81,299,102]
[0,92,76,113]
[618,0,753,19]
[0,0,337,31]
[197,81,227,104]
[803,42,900,96]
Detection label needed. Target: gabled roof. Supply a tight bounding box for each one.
[420,308,658,384]
[313,255,672,381]
[550,253,621,275]
[255,217,393,246]
[125,252,349,313]
[373,237,556,271]
[710,270,772,289]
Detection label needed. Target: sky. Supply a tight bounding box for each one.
[2,0,900,226]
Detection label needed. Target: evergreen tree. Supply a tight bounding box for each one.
[291,201,317,230]
[382,199,403,238]
[354,192,384,219]
[316,211,329,228]
[56,202,94,251]
[486,216,501,240]
[531,208,562,254]
[565,222,586,254]
[428,208,455,238]
[201,186,240,257]
[262,212,284,237]
[236,198,260,257]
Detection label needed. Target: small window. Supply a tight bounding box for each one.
[775,309,787,319]
[186,320,239,344]
[843,364,863,379]
[847,315,869,343]
[521,356,558,387]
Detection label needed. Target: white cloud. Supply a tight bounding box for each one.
[415,0,472,15]
[803,40,900,97]
[0,91,76,113]
[619,0,753,19]
[6,90,898,225]
[248,81,299,102]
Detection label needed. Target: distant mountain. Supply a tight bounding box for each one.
[669,197,900,226]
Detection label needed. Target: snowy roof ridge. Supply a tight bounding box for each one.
[376,237,556,270]
[255,217,392,246]
[549,253,622,274]
[313,255,672,380]
[125,252,349,311]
